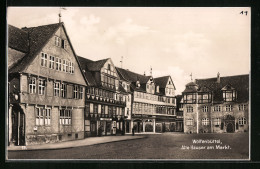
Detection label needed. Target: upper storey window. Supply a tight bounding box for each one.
[41,53,48,67]
[55,36,68,50]
[222,84,236,102]
[183,93,196,103]
[222,90,236,102]
[198,92,211,103]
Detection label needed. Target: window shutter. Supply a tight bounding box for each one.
[67,85,73,99]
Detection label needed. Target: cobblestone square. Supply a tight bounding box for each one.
[8,132,249,160]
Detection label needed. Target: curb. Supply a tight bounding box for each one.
[7,136,147,152]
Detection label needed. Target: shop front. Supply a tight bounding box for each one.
[100,117,113,136]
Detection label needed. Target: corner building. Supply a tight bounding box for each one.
[8,23,87,146]
[116,68,177,133]
[182,74,249,133]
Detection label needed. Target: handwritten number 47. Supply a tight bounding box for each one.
[240,11,248,15]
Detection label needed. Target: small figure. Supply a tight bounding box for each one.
[132,127,135,136]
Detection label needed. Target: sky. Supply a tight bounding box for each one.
[7,7,250,94]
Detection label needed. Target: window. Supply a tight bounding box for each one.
[29,77,36,94]
[63,60,68,72]
[186,106,193,113]
[41,53,48,67]
[184,93,196,103]
[55,36,61,47]
[238,117,246,125]
[223,90,236,102]
[74,85,78,99]
[202,106,208,112]
[202,118,210,125]
[79,86,83,99]
[186,118,193,126]
[59,109,72,125]
[36,108,44,126]
[54,82,60,97]
[45,109,51,125]
[214,118,221,126]
[156,86,159,93]
[213,106,221,112]
[198,93,211,103]
[239,104,247,111]
[61,39,68,49]
[70,62,74,74]
[226,105,233,112]
[38,79,46,95]
[94,104,98,114]
[108,64,111,71]
[49,55,55,69]
[36,108,51,126]
[127,108,129,115]
[61,83,66,98]
[56,57,62,71]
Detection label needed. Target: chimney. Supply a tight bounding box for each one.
[144,71,146,76]
[150,67,152,76]
[217,72,220,83]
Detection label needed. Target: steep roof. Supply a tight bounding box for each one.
[8,25,29,53]
[154,76,170,87]
[116,67,151,84]
[86,58,109,72]
[9,23,62,73]
[77,56,97,86]
[183,81,199,93]
[195,74,249,103]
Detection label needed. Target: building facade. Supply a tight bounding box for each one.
[8,23,87,146]
[78,57,128,137]
[116,68,177,133]
[182,73,249,133]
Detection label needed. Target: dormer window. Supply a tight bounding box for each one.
[156,86,159,93]
[222,84,236,102]
[183,93,196,103]
[222,90,236,102]
[198,92,211,103]
[147,84,149,89]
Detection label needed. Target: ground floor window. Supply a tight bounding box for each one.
[202,118,210,125]
[238,117,246,125]
[213,118,221,126]
[59,109,72,125]
[186,118,193,126]
[36,107,51,126]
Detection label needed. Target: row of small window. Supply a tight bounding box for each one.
[183,93,212,103]
[29,77,83,99]
[41,53,75,74]
[87,87,129,102]
[101,74,117,89]
[35,108,72,126]
[183,90,237,103]
[186,117,247,126]
[186,104,247,113]
[133,102,176,115]
[134,91,175,104]
[86,103,128,116]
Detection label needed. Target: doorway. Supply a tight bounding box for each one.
[90,121,97,136]
[11,106,25,146]
[226,123,234,133]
